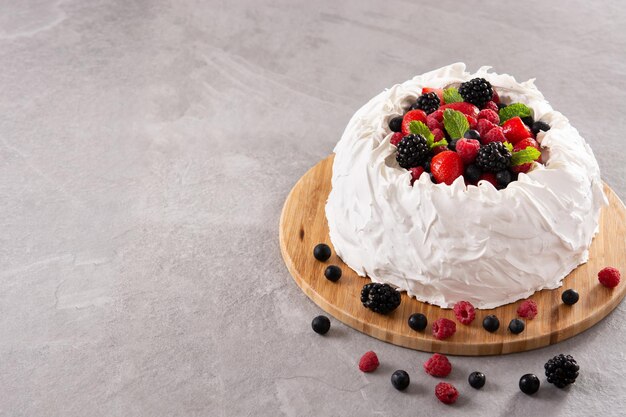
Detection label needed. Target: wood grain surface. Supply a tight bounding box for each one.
[279,155,626,356]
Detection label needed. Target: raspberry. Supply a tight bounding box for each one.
[453,301,476,325]
[517,299,538,320]
[478,109,500,125]
[423,353,452,377]
[410,167,425,185]
[427,117,443,131]
[598,267,621,288]
[477,118,497,137]
[358,351,379,372]
[484,100,499,112]
[491,89,500,104]
[432,128,445,142]
[435,382,459,405]
[479,173,498,187]
[390,132,403,146]
[455,139,480,164]
[429,108,444,123]
[432,318,456,340]
[482,126,506,144]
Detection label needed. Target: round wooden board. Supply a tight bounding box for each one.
[279,155,626,356]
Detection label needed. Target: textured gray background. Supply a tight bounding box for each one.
[1,0,625,416]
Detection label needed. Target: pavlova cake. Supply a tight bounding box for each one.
[325,63,606,309]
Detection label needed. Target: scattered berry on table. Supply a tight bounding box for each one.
[459,77,493,108]
[391,370,410,391]
[313,244,331,261]
[598,267,621,288]
[521,116,534,129]
[453,300,476,325]
[396,134,430,169]
[361,283,401,314]
[561,289,579,305]
[456,139,481,164]
[390,132,404,146]
[531,120,551,136]
[388,116,403,132]
[324,265,342,282]
[483,315,500,332]
[477,118,497,137]
[482,126,506,144]
[478,108,500,125]
[476,142,512,172]
[412,92,440,114]
[468,371,486,389]
[464,129,481,140]
[484,100,499,112]
[409,167,425,185]
[358,351,380,372]
[478,173,498,187]
[401,109,428,136]
[424,353,452,377]
[435,382,459,405]
[545,354,579,388]
[432,318,457,340]
[495,170,513,188]
[408,313,428,331]
[465,164,482,183]
[311,315,331,335]
[519,374,540,395]
[508,318,525,334]
[430,151,464,185]
[502,116,532,144]
[517,299,538,319]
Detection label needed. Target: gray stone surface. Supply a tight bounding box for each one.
[1,0,625,416]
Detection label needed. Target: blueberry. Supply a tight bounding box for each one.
[424,161,431,172]
[465,164,482,183]
[324,265,342,282]
[391,370,410,391]
[496,170,512,187]
[311,315,330,335]
[468,371,486,389]
[464,129,481,140]
[483,315,500,332]
[448,139,459,151]
[532,121,551,136]
[561,289,579,305]
[521,116,535,129]
[497,103,507,110]
[389,116,403,133]
[430,173,437,183]
[313,244,331,261]
[408,313,428,331]
[519,374,540,395]
[508,318,525,334]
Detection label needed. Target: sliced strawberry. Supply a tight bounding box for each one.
[431,151,464,185]
[482,126,506,144]
[422,87,444,103]
[440,102,479,118]
[514,137,540,152]
[502,117,532,144]
[402,109,428,136]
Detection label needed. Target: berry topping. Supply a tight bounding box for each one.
[435,382,459,405]
[388,116,403,132]
[478,172,498,187]
[545,354,579,388]
[477,118,497,137]
[423,353,452,377]
[313,244,331,261]
[484,100,499,112]
[456,138,481,164]
[432,318,456,340]
[412,92,441,114]
[466,115,478,130]
[390,132,404,146]
[459,77,493,108]
[508,318,525,334]
[422,87,444,103]
[401,109,428,136]
[491,89,500,104]
[519,374,540,395]
[432,128,445,142]
[495,170,513,188]
[531,120,551,136]
[440,101,479,118]
[453,300,476,325]
[482,315,500,332]
[514,137,540,152]
[517,299,538,319]
[428,108,444,123]
[430,151,464,185]
[361,283,401,314]
[482,126,506,144]
[598,267,621,288]
[427,116,443,132]
[409,166,425,185]
[408,313,428,331]
[502,116,532,144]
[396,134,430,168]
[497,102,507,110]
[521,116,534,129]
[561,289,579,305]
[358,351,379,373]
[476,142,512,172]
[464,129,480,140]
[512,163,532,174]
[468,371,486,389]
[465,164,482,183]
[311,315,331,335]
[324,265,342,282]
[391,370,410,391]
[477,108,500,125]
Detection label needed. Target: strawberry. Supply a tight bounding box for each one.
[491,89,500,104]
[502,116,532,144]
[479,173,498,187]
[514,137,540,152]
[440,102,479,118]
[482,126,506,144]
[477,118,497,137]
[431,151,464,185]
[402,109,428,136]
[466,115,478,130]
[422,87,444,103]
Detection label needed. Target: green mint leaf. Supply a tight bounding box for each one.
[503,141,513,153]
[511,147,541,166]
[443,87,463,104]
[431,139,448,149]
[409,120,434,142]
[443,109,469,139]
[499,103,532,124]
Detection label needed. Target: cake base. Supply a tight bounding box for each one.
[279,155,626,355]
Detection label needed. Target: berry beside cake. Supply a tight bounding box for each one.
[325,63,606,309]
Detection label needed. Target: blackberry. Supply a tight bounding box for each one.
[411,92,440,114]
[544,354,579,388]
[361,283,401,314]
[396,134,430,169]
[388,116,403,132]
[476,142,512,172]
[459,78,493,108]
